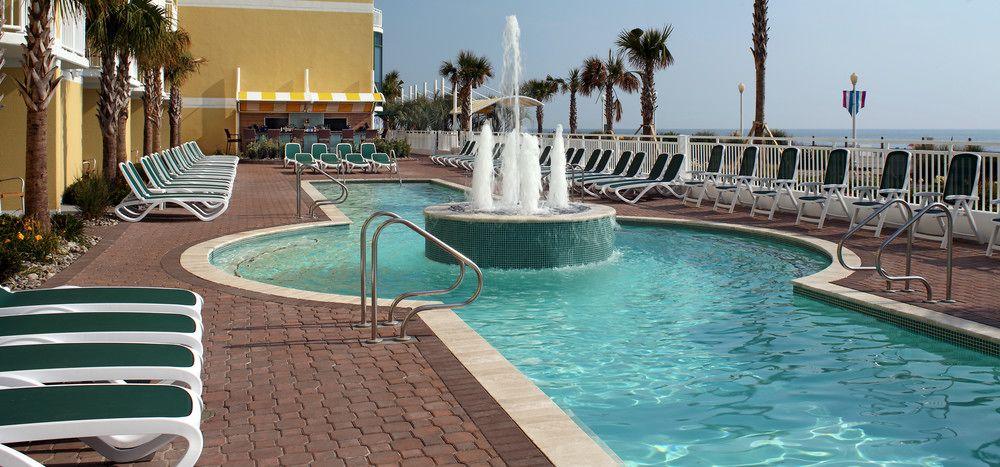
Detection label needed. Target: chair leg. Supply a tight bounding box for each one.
[874,212,886,238]
[987,224,999,257]
[749,195,760,218]
[767,194,780,220]
[817,202,832,229]
[795,201,807,225]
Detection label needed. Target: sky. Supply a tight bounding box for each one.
[378,0,1000,131]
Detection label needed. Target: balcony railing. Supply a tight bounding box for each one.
[373,7,382,32]
[3,0,27,33]
[3,0,87,65]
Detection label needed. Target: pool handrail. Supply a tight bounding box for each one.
[876,201,955,303]
[361,214,483,343]
[837,198,914,292]
[355,211,403,330]
[293,154,349,218]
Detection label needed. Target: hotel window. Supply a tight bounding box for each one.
[374,31,383,89]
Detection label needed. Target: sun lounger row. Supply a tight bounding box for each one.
[0,284,206,466]
[286,142,397,174]
[115,142,238,222]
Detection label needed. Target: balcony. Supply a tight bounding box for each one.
[373,7,382,33]
[2,0,89,68]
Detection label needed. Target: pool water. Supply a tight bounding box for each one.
[212,182,1000,466]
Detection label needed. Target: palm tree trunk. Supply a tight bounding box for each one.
[535,107,544,134]
[604,83,614,134]
[97,53,119,182]
[750,0,768,137]
[115,52,131,165]
[641,64,655,136]
[459,83,472,131]
[169,83,182,148]
[568,90,577,135]
[150,72,163,153]
[141,70,156,156]
[17,0,59,230]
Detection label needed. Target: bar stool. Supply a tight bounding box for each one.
[291,128,305,145]
[224,128,241,155]
[317,129,332,146]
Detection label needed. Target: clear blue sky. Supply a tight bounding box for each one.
[378,0,1000,131]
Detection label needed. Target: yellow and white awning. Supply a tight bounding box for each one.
[451,95,544,115]
[237,91,384,113]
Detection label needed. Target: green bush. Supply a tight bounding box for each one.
[51,213,85,242]
[64,172,111,219]
[373,138,411,158]
[2,218,60,262]
[242,138,281,159]
[0,246,24,283]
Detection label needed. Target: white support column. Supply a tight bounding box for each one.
[678,134,691,176]
[235,67,242,140]
[304,68,311,95]
[424,81,428,98]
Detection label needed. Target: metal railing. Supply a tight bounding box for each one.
[876,202,955,303]
[4,1,86,60]
[293,157,349,219]
[838,199,915,293]
[0,177,25,213]
[358,212,483,344]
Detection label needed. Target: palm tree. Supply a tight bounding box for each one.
[554,68,581,134]
[136,17,171,156]
[749,0,769,137]
[455,50,492,131]
[85,0,163,181]
[617,26,674,136]
[520,78,559,134]
[16,0,86,230]
[165,47,203,148]
[378,70,403,137]
[438,60,458,97]
[0,8,6,111]
[581,51,638,134]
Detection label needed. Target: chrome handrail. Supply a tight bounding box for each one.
[0,177,25,213]
[354,211,403,330]
[875,201,955,303]
[837,198,914,292]
[364,217,483,344]
[294,158,349,218]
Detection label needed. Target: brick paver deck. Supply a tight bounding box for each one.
[13,153,998,466]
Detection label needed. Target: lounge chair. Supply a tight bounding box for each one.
[566,149,613,182]
[183,141,239,163]
[0,384,203,466]
[146,152,235,185]
[454,142,499,169]
[0,285,201,317]
[848,150,911,236]
[370,150,398,173]
[748,147,800,220]
[602,153,685,204]
[115,162,230,222]
[580,152,648,197]
[795,148,851,229]
[542,148,585,177]
[0,342,203,394]
[0,311,204,356]
[311,143,328,163]
[431,141,473,165]
[713,146,760,213]
[987,199,1000,257]
[681,144,725,207]
[338,143,369,173]
[574,151,635,185]
[284,143,302,167]
[141,156,232,193]
[318,151,343,173]
[915,152,982,248]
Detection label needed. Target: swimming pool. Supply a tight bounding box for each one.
[212,182,1000,466]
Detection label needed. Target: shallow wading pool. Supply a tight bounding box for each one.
[211,182,1000,466]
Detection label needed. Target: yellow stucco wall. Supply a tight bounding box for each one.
[178,2,375,150]
[0,67,84,210]
[81,87,103,174]
[129,98,144,162]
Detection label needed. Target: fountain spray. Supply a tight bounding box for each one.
[469,121,495,210]
[547,125,569,209]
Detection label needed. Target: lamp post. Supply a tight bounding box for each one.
[738,82,745,137]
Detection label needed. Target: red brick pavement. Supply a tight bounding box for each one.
[13,154,999,466]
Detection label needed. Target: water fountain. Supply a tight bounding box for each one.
[424,15,616,269]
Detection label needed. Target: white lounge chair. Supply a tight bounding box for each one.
[749,147,800,220]
[115,162,230,222]
[1,285,201,318]
[713,146,760,213]
[848,150,911,237]
[987,199,1000,257]
[795,148,851,229]
[914,152,983,248]
[681,144,725,207]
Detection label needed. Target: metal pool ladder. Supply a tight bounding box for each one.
[837,199,955,303]
[294,155,349,219]
[355,211,483,344]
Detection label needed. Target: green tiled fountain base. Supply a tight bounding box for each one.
[424,206,617,269]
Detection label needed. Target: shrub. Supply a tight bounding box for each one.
[0,246,24,283]
[373,138,411,158]
[51,213,85,242]
[3,218,60,262]
[691,130,717,143]
[242,138,281,160]
[64,172,111,219]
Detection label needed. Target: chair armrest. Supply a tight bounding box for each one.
[945,194,978,202]
[914,191,941,201]
[148,188,166,194]
[992,198,1000,205]
[752,177,775,184]
[821,183,848,190]
[878,188,907,196]
[735,176,754,183]
[688,170,706,176]
[799,182,821,189]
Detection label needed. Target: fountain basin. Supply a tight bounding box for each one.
[424,203,617,269]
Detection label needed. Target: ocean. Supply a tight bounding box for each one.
[575,128,1000,143]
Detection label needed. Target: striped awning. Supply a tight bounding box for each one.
[239,101,375,113]
[237,91,384,103]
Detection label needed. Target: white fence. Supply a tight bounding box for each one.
[393,130,999,218]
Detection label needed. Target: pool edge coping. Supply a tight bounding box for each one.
[179,178,1000,467]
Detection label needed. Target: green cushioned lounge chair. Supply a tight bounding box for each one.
[713,146,760,213]
[370,151,398,173]
[141,156,232,192]
[183,141,239,163]
[318,152,344,173]
[795,148,852,229]
[145,154,233,188]
[0,384,203,466]
[915,152,983,248]
[987,199,1000,257]
[0,285,201,317]
[454,142,500,169]
[682,144,726,207]
[340,142,369,173]
[748,147,801,220]
[284,143,302,167]
[0,311,204,356]
[115,162,230,222]
[574,151,635,185]
[580,152,647,197]
[431,141,473,165]
[566,149,614,181]
[605,153,686,204]
[848,150,911,237]
[542,148,585,177]
[0,342,202,394]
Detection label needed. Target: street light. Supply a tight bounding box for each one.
[738,82,746,137]
[850,73,859,143]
